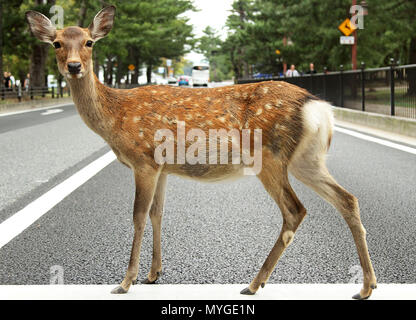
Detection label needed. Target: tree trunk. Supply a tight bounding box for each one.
[131,54,140,84]
[105,57,113,85]
[146,64,152,84]
[78,0,87,27]
[407,36,416,95]
[115,57,123,85]
[30,43,49,87]
[93,51,100,78]
[29,0,55,88]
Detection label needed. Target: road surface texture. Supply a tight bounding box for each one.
[0,83,415,295]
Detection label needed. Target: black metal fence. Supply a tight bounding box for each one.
[1,84,70,102]
[237,61,416,120]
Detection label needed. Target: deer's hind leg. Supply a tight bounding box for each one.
[288,138,377,300]
[241,150,307,295]
[141,173,167,284]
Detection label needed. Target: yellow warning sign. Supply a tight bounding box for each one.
[128,64,135,71]
[338,18,357,37]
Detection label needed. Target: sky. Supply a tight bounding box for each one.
[183,0,234,65]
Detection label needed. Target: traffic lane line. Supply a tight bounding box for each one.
[335,126,416,155]
[0,104,77,134]
[0,124,413,253]
[0,103,74,117]
[0,151,116,250]
[0,284,414,300]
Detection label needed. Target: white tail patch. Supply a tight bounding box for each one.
[302,99,334,151]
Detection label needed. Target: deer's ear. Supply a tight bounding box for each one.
[88,6,116,41]
[25,11,56,44]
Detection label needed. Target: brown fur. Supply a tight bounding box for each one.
[26,6,377,299]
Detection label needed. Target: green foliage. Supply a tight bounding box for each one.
[1,0,195,84]
[223,0,416,78]
[196,27,233,82]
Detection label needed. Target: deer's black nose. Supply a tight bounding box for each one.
[68,62,81,74]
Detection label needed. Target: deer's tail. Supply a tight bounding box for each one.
[289,99,335,170]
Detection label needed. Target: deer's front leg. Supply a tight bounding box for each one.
[141,173,167,284]
[111,167,160,294]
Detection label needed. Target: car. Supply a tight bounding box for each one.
[178,75,191,86]
[167,76,177,84]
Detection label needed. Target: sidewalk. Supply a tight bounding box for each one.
[0,97,73,115]
[335,119,416,147]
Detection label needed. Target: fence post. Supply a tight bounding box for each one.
[18,83,22,102]
[309,72,313,93]
[30,86,34,100]
[323,67,327,100]
[361,62,366,112]
[52,86,55,98]
[340,65,344,108]
[390,58,395,116]
[1,88,4,100]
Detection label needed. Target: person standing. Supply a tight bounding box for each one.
[306,63,317,74]
[3,72,11,90]
[9,72,15,89]
[24,73,31,91]
[286,64,300,77]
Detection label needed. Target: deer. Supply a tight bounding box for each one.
[25,6,377,300]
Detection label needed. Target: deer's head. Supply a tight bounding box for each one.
[25,6,116,79]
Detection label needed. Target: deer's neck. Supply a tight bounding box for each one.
[67,70,115,137]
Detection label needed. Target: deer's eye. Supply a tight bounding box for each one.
[53,42,61,49]
[86,40,93,47]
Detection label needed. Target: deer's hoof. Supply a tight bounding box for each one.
[111,285,128,294]
[240,287,256,295]
[141,271,162,284]
[352,293,370,300]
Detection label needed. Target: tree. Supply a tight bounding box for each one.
[196,27,233,82]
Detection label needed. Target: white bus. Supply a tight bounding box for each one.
[192,64,210,87]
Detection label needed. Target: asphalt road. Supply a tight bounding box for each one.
[0,89,415,287]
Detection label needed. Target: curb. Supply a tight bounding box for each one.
[0,98,73,115]
[332,106,416,138]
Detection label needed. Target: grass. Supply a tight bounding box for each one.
[347,87,416,109]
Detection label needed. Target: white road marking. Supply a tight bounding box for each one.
[40,108,64,115]
[335,126,416,155]
[0,103,73,117]
[0,124,413,250]
[0,284,414,300]
[0,151,116,249]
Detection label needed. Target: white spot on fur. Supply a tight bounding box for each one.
[256,108,263,116]
[265,103,273,110]
[263,87,269,94]
[282,231,294,246]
